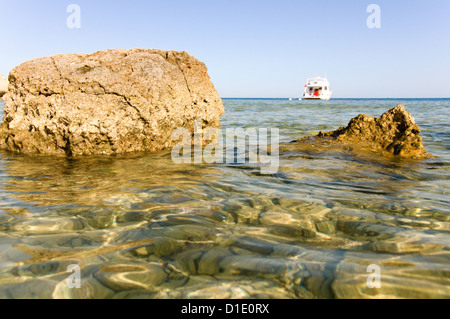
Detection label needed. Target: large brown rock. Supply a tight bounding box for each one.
[0,49,224,156]
[0,73,7,98]
[293,105,432,159]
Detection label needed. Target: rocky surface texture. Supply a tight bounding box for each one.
[0,74,7,98]
[293,105,432,159]
[0,49,224,156]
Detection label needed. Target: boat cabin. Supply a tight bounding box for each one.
[303,77,332,100]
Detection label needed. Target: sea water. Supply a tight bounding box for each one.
[0,98,448,298]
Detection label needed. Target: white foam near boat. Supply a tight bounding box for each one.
[303,76,332,100]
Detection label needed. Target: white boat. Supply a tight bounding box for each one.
[303,77,332,100]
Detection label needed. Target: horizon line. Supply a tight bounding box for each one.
[221,97,450,100]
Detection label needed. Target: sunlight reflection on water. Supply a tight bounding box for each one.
[0,99,449,299]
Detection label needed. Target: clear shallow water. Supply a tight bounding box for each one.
[0,98,449,299]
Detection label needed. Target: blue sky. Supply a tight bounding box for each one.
[0,0,449,98]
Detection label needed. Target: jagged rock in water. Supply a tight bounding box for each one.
[0,49,224,156]
[293,105,432,159]
[0,73,7,98]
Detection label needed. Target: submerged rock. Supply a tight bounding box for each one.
[93,263,168,291]
[0,49,224,156]
[0,73,7,98]
[293,105,432,159]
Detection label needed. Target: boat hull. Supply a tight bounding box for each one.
[303,96,331,101]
